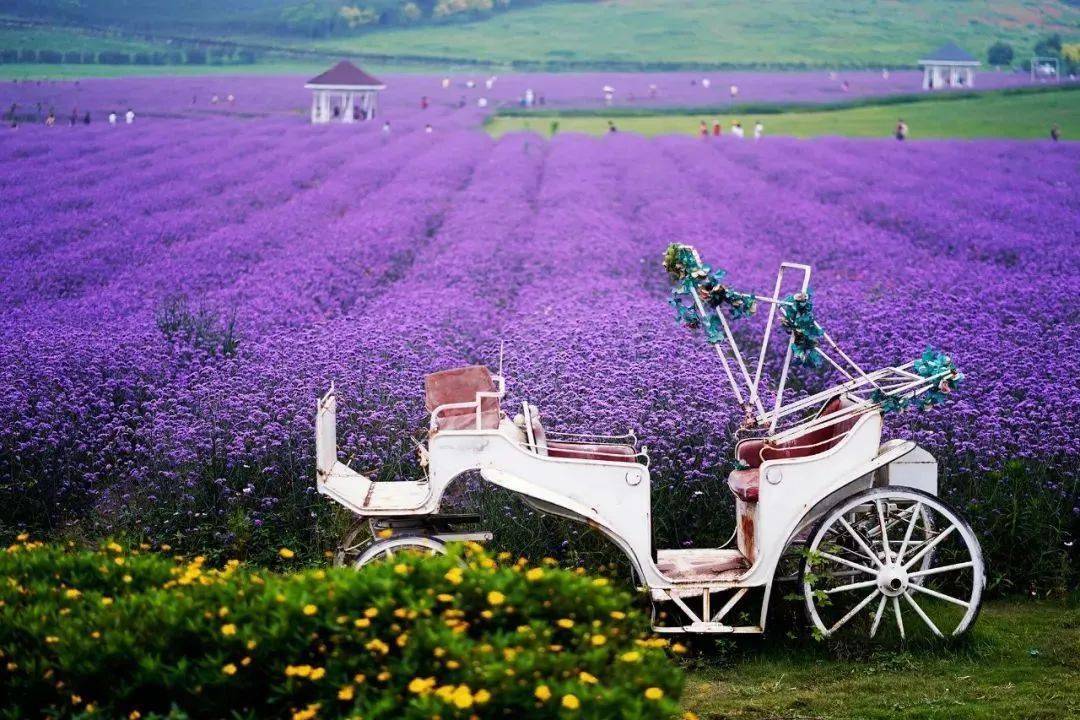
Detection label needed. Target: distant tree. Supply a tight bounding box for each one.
[237,48,258,63]
[133,52,152,65]
[38,49,63,63]
[0,49,19,63]
[19,49,37,62]
[63,50,83,63]
[185,49,207,64]
[1033,33,1062,59]
[81,51,96,63]
[987,41,1013,66]
[98,51,131,64]
[401,2,422,22]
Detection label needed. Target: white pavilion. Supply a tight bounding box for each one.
[305,60,385,123]
[918,42,980,90]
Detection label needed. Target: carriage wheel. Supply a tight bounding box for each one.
[801,487,984,641]
[333,522,373,568]
[353,535,449,569]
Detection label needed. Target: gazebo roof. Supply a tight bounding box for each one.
[919,42,979,65]
[306,60,385,88]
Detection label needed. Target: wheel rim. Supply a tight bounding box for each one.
[354,536,447,569]
[334,523,372,568]
[803,487,984,640]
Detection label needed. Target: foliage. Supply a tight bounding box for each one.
[987,40,1014,66]
[0,540,683,719]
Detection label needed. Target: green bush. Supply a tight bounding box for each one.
[0,539,683,719]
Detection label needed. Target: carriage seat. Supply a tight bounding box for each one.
[425,365,501,433]
[728,396,858,502]
[525,405,637,464]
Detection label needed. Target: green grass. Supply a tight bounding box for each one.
[307,0,1080,70]
[488,86,1080,140]
[0,24,161,55]
[682,599,1079,719]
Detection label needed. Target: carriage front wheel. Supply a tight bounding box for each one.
[801,487,984,641]
[352,535,449,570]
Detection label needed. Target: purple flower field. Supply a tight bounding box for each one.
[0,74,1076,591]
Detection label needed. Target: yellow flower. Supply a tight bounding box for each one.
[556,618,574,629]
[408,677,436,694]
[278,548,295,559]
[561,694,580,710]
[451,685,474,709]
[246,640,258,650]
[590,634,606,646]
[592,577,609,587]
[220,624,237,636]
[45,636,59,644]
[365,639,389,655]
[241,656,251,666]
[644,687,664,700]
[619,651,641,663]
[302,604,318,616]
[122,574,132,584]
[474,689,491,704]
[364,608,378,618]
[487,591,505,606]
[160,544,171,552]
[106,542,123,553]
[480,610,493,619]
[113,557,125,566]
[534,685,552,701]
[353,618,371,629]
[101,597,113,606]
[15,533,28,542]
[309,667,326,681]
[285,664,312,678]
[444,567,464,585]
[291,703,320,720]
[376,671,390,682]
[218,607,230,617]
[610,611,626,620]
[129,712,141,720]
[64,588,82,599]
[579,671,598,684]
[525,567,544,581]
[393,563,408,575]
[436,593,454,602]
[337,685,354,701]
[353,673,366,684]
[683,712,700,720]
[222,663,237,676]
[377,528,394,539]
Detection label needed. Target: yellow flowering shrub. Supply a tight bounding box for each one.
[0,539,682,719]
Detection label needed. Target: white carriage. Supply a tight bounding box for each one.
[316,245,984,640]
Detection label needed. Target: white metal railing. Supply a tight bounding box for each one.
[428,375,506,432]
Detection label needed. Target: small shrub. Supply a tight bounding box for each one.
[0,540,683,719]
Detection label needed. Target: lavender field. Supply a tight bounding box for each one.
[1,74,1077,593]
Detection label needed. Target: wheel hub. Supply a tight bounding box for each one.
[876,563,909,597]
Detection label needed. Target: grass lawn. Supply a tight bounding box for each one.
[682,599,1079,719]
[309,0,1079,69]
[488,88,1080,140]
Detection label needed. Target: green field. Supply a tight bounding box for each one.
[682,600,1079,719]
[488,87,1080,140]
[310,0,1079,69]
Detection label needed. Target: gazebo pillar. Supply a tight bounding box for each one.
[343,91,355,123]
[965,67,974,87]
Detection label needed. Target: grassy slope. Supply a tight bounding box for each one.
[488,87,1080,139]
[682,600,1079,720]
[311,0,1080,68]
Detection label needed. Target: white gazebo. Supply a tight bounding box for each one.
[305,60,385,123]
[919,42,980,90]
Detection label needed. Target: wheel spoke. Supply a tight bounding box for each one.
[893,596,905,640]
[828,589,881,634]
[903,525,956,570]
[869,595,888,638]
[909,560,974,578]
[839,517,883,567]
[909,582,971,609]
[896,501,922,562]
[825,579,879,595]
[903,592,943,637]
[819,551,877,576]
[875,500,892,563]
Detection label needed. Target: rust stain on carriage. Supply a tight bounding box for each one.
[740,513,755,563]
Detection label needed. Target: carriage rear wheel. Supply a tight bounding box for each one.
[801,487,984,641]
[353,535,448,569]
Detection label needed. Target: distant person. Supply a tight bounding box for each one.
[425,123,433,134]
[477,97,488,108]
[699,120,708,138]
[702,78,711,89]
[125,108,135,124]
[442,77,450,89]
[227,93,235,104]
[754,120,764,140]
[420,96,429,110]
[607,120,617,133]
[83,111,90,125]
[712,120,721,136]
[381,120,391,136]
[537,94,545,106]
[458,95,467,108]
[211,95,219,104]
[69,108,78,127]
[882,69,890,79]
[550,120,559,135]
[353,104,361,121]
[332,105,341,119]
[732,121,744,139]
[648,83,658,99]
[895,118,908,141]
[1050,124,1061,141]
[45,111,55,127]
[108,111,117,125]
[729,84,738,100]
[192,94,197,104]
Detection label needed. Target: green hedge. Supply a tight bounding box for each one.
[0,539,684,719]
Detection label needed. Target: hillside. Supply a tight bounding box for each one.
[0,0,1078,71]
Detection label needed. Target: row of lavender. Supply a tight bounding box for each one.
[1,113,1076,591]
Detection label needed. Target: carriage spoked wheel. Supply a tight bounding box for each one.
[334,522,449,569]
[801,487,984,641]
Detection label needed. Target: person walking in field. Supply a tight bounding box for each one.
[754,121,764,140]
[125,108,135,124]
[895,118,908,141]
[83,111,90,125]
[1050,124,1061,141]
[699,120,709,138]
[732,121,744,139]
[713,120,722,136]
[108,111,117,125]
[69,108,78,127]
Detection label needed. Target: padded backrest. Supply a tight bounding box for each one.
[425,365,500,432]
[737,396,859,467]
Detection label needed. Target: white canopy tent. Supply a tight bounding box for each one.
[305,60,386,123]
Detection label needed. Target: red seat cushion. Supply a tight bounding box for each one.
[736,396,858,469]
[546,441,637,463]
[425,365,500,432]
[727,468,760,502]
